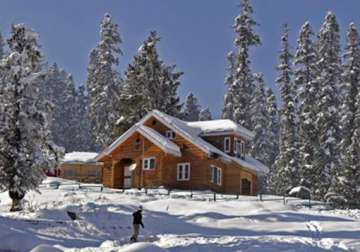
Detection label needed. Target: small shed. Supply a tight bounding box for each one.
[59,152,103,183]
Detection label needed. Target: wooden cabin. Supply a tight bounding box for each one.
[59,152,102,183]
[96,110,268,195]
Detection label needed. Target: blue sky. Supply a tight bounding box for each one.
[0,0,359,117]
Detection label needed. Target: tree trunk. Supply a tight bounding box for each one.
[9,190,25,212]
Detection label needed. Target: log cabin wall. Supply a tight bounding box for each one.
[59,163,102,183]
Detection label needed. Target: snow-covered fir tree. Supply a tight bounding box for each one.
[250,73,272,166]
[0,24,61,211]
[222,51,237,120]
[118,31,182,132]
[339,23,360,158]
[182,93,201,121]
[294,21,320,195]
[272,24,299,194]
[315,12,342,198]
[199,107,212,121]
[87,13,123,148]
[335,23,360,206]
[41,64,80,152]
[223,0,261,130]
[264,87,280,190]
[75,85,97,151]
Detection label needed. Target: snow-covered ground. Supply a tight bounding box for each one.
[0,177,360,252]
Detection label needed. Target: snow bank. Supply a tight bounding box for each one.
[120,242,168,252]
[30,244,63,252]
[1,179,360,252]
[62,152,98,163]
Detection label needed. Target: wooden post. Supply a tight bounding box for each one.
[283,194,286,205]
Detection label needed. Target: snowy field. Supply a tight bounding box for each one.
[0,178,360,252]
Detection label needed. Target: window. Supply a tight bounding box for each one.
[177,163,191,181]
[143,157,156,170]
[224,137,231,153]
[134,138,141,150]
[166,130,176,140]
[211,165,222,186]
[234,138,245,159]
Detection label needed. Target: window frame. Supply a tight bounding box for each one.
[234,137,245,159]
[177,163,191,181]
[165,130,176,140]
[142,157,156,170]
[211,165,222,186]
[224,137,231,153]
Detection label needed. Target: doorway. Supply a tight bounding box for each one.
[241,178,251,195]
[122,159,134,189]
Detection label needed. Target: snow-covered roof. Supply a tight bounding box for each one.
[63,152,98,164]
[96,110,268,174]
[96,123,182,159]
[137,124,182,157]
[187,120,254,140]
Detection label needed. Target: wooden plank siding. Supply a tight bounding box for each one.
[59,163,102,183]
[99,116,259,195]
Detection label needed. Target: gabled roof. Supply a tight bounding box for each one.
[96,123,182,160]
[96,110,268,174]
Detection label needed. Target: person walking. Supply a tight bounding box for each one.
[130,205,144,242]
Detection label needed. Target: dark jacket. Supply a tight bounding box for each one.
[133,210,144,227]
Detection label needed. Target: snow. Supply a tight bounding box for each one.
[30,244,63,252]
[289,186,311,195]
[187,119,254,140]
[0,177,360,252]
[63,152,99,164]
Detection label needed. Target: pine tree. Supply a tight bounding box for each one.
[265,87,280,166]
[61,75,79,152]
[335,23,360,206]
[339,23,360,157]
[118,31,183,131]
[250,73,272,166]
[41,64,79,152]
[223,51,237,120]
[224,0,261,130]
[87,13,123,148]
[294,21,320,194]
[182,93,201,121]
[315,12,342,198]
[264,87,280,191]
[75,85,97,151]
[199,107,212,121]
[272,24,299,194]
[0,24,60,211]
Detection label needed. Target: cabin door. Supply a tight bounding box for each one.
[123,165,132,189]
[241,178,251,195]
